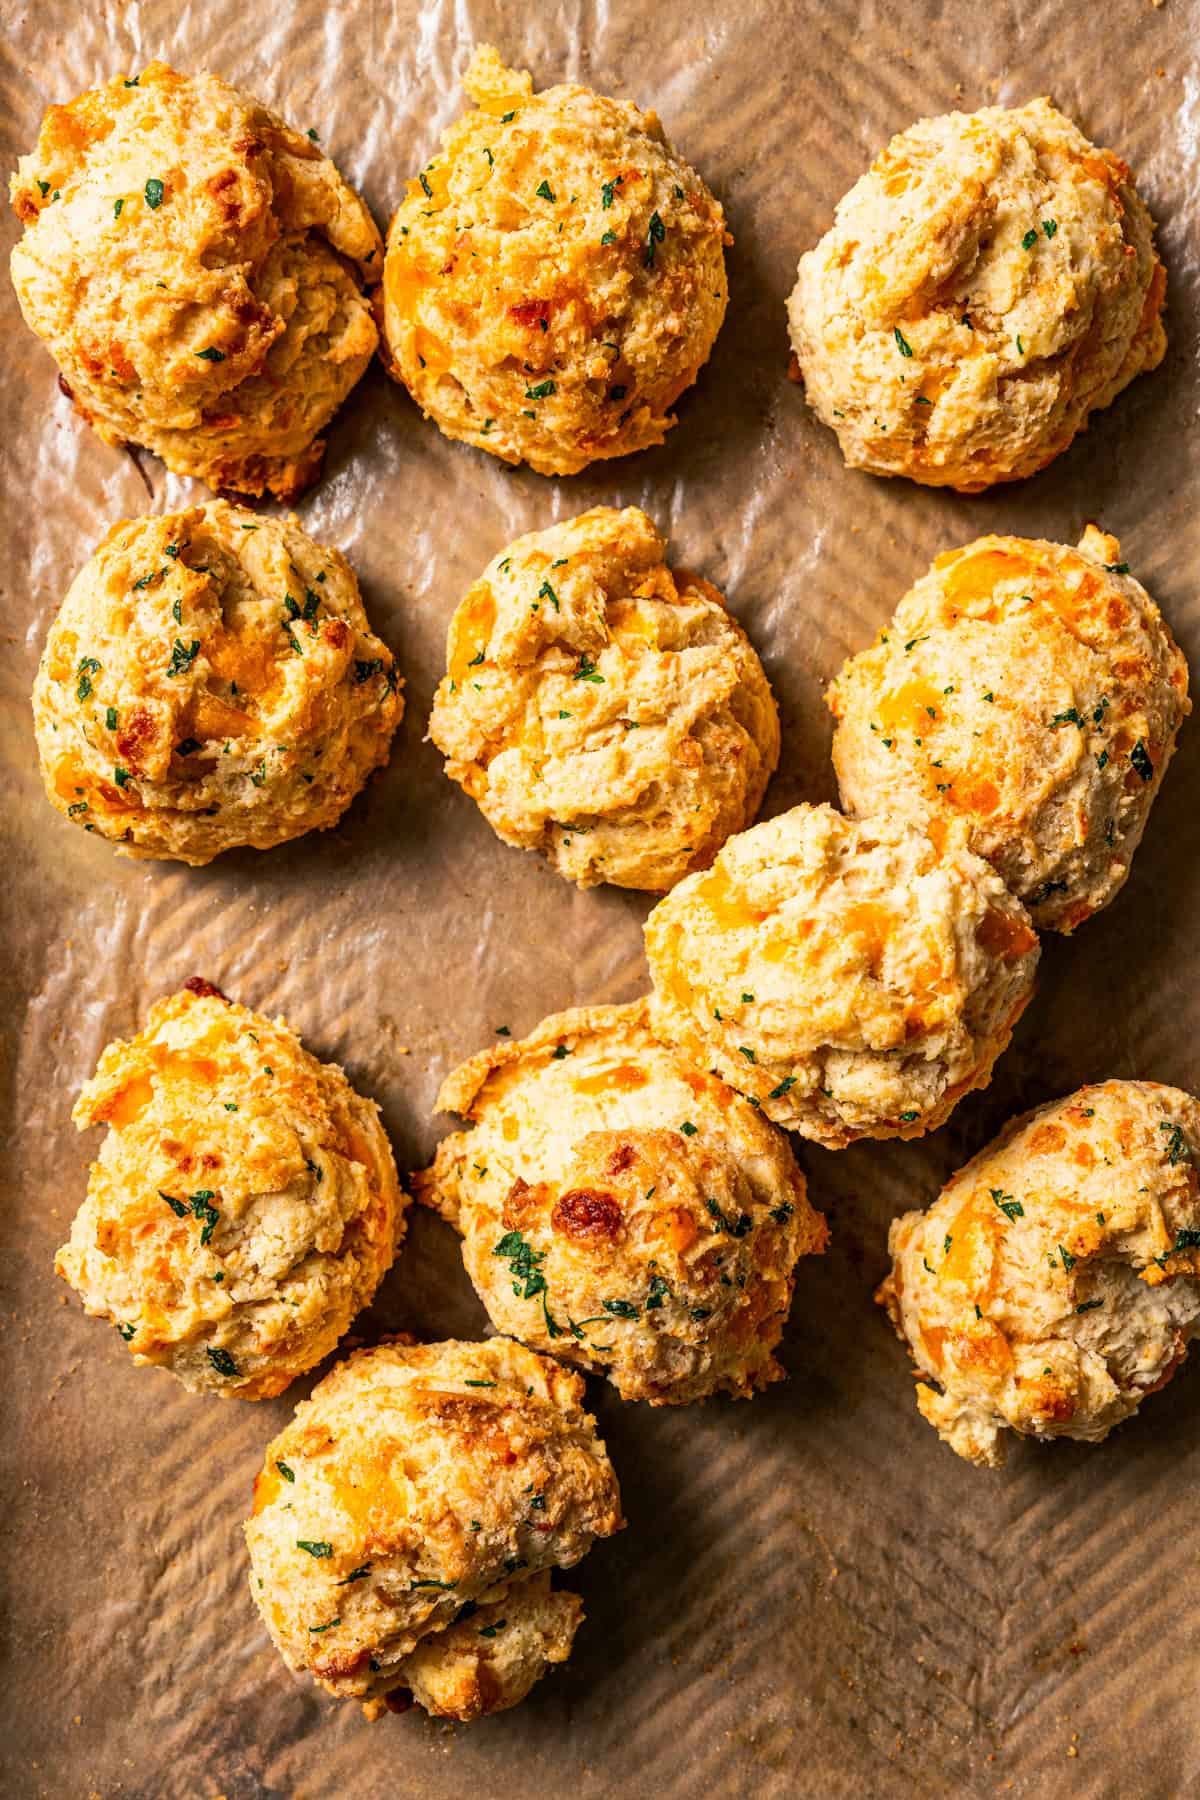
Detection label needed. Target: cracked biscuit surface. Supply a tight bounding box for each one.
[828,526,1189,931]
[787,98,1166,489]
[244,1335,622,1716]
[10,60,381,497]
[56,983,405,1399]
[379,45,729,474]
[644,804,1039,1148]
[427,506,779,890]
[416,999,826,1404]
[33,499,402,864]
[877,1081,1200,1466]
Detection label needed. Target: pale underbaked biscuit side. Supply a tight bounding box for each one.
[10,61,381,497]
[828,526,1190,931]
[416,999,826,1403]
[878,1081,1200,1466]
[380,45,729,474]
[427,506,779,891]
[33,500,402,863]
[57,984,404,1398]
[645,804,1040,1148]
[788,97,1166,489]
[244,1336,623,1714]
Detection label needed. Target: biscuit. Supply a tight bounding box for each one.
[877,1081,1200,1465]
[56,983,404,1399]
[379,45,729,474]
[416,1000,827,1404]
[10,61,380,497]
[33,500,402,864]
[787,98,1166,489]
[244,1336,623,1715]
[827,527,1189,930]
[644,804,1039,1147]
[427,506,779,890]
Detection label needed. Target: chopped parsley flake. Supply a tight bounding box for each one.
[574,655,605,683]
[525,378,555,399]
[893,326,914,358]
[535,178,555,201]
[644,210,665,266]
[493,1230,559,1336]
[1129,739,1154,782]
[144,177,165,209]
[206,1346,238,1378]
[276,1460,295,1483]
[296,1540,333,1558]
[679,1121,698,1136]
[166,638,199,676]
[990,1189,1024,1222]
[1021,227,1038,249]
[195,346,225,362]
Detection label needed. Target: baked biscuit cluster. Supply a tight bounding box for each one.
[17,35,1196,1738]
[10,62,381,497]
[428,506,779,890]
[57,983,404,1398]
[33,500,402,864]
[416,1000,826,1403]
[644,804,1039,1147]
[787,98,1166,489]
[878,1082,1200,1465]
[827,527,1189,930]
[379,46,729,474]
[244,1336,623,1718]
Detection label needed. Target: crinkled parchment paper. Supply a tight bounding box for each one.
[2,2,1199,1795]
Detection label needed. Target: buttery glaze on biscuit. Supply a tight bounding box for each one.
[427,507,779,890]
[878,1081,1200,1465]
[56,984,405,1398]
[380,45,729,473]
[787,98,1166,489]
[415,999,827,1404]
[33,500,402,864]
[244,1336,623,1717]
[827,527,1189,931]
[10,61,381,497]
[644,804,1039,1147]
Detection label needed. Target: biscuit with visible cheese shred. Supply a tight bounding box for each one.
[10,61,380,497]
[878,1081,1200,1465]
[56,983,404,1398]
[416,999,826,1404]
[244,1336,622,1715]
[645,804,1039,1147]
[33,500,401,864]
[787,98,1166,489]
[379,45,729,474]
[427,507,778,890]
[827,527,1189,931]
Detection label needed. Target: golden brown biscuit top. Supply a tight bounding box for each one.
[35,500,400,833]
[10,61,380,431]
[827,527,1189,929]
[244,1336,623,1695]
[427,506,778,887]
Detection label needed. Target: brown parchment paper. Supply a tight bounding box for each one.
[2,2,1199,1795]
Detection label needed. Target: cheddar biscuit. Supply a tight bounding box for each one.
[878,1081,1200,1465]
[56,983,404,1398]
[33,500,401,864]
[787,99,1166,489]
[828,527,1189,931]
[244,1336,623,1716]
[379,45,729,474]
[10,61,380,497]
[415,1000,826,1404]
[427,507,779,890]
[644,804,1039,1147]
